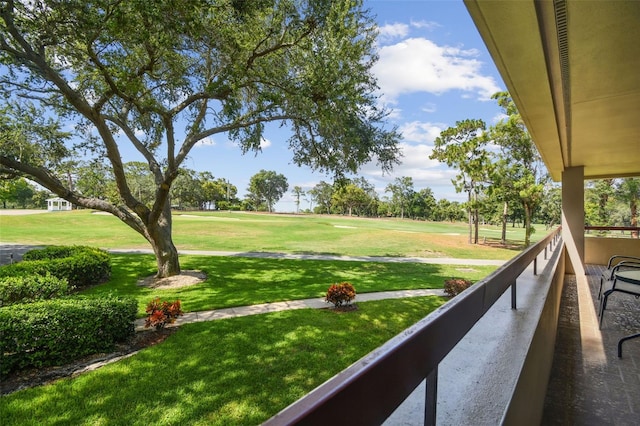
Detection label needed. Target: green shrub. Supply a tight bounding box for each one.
[22,245,77,261]
[0,296,137,377]
[0,273,70,307]
[325,282,356,307]
[0,245,111,288]
[443,278,473,297]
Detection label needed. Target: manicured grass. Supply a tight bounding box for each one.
[0,209,530,423]
[0,297,445,425]
[0,210,539,260]
[81,253,496,316]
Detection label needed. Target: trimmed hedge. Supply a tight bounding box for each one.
[0,296,137,376]
[22,245,78,261]
[0,273,70,307]
[0,245,111,288]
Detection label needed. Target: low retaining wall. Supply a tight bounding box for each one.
[384,242,565,425]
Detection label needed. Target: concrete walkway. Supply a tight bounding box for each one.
[134,288,447,331]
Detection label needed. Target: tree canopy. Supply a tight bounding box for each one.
[247,170,288,212]
[0,0,400,276]
[489,91,546,246]
[430,118,490,244]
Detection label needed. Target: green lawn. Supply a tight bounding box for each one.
[0,210,535,424]
[1,297,444,425]
[0,209,538,259]
[86,253,496,316]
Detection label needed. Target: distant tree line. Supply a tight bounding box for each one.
[3,160,639,240]
[2,90,637,242]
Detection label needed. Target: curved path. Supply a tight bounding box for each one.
[134,288,447,331]
[0,242,496,379]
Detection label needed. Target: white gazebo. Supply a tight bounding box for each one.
[46,197,72,211]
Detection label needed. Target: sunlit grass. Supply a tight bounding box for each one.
[78,253,496,316]
[0,209,539,259]
[1,297,445,425]
[0,209,538,423]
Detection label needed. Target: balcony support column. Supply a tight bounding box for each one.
[562,166,585,275]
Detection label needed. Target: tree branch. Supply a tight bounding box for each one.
[246,18,316,69]
[0,154,149,236]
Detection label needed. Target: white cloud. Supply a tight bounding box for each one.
[195,136,216,147]
[492,112,508,124]
[377,23,410,42]
[385,106,403,120]
[410,20,440,31]
[399,121,445,144]
[373,38,501,103]
[260,137,272,149]
[422,103,437,113]
[361,142,446,181]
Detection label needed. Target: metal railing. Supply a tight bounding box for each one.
[585,226,640,238]
[264,227,562,425]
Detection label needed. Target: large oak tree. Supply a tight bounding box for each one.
[0,0,400,277]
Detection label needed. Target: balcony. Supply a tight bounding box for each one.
[265,231,640,425]
[265,1,640,423]
[542,263,640,425]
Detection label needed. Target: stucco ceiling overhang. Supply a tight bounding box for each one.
[464,0,640,182]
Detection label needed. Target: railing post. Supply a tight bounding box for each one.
[511,280,517,309]
[533,257,538,275]
[544,246,548,260]
[425,367,438,426]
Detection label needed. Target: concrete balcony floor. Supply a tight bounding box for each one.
[542,265,640,425]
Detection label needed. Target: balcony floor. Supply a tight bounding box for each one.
[542,265,640,425]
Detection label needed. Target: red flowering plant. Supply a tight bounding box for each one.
[443,278,473,297]
[145,297,184,330]
[325,282,356,307]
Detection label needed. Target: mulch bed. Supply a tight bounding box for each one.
[327,304,359,313]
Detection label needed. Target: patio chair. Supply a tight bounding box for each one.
[598,260,640,328]
[598,255,640,300]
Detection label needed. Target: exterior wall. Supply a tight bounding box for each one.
[502,243,566,425]
[585,237,640,265]
[398,238,565,425]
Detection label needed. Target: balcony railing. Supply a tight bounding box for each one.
[585,225,640,238]
[264,227,562,425]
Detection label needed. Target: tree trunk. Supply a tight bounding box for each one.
[473,191,479,244]
[631,201,638,239]
[501,201,508,245]
[523,202,532,247]
[467,190,472,244]
[474,207,479,244]
[146,208,181,278]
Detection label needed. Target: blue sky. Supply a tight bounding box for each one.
[179,0,506,212]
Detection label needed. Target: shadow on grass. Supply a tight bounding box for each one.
[0,297,446,425]
[480,237,529,251]
[85,254,495,316]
